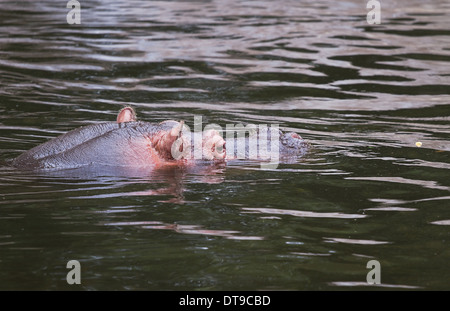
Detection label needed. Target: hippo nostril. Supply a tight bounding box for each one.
[291,133,301,139]
[280,132,304,149]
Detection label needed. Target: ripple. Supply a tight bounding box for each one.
[364,207,418,212]
[329,281,421,289]
[142,223,264,240]
[324,237,391,245]
[430,220,450,226]
[0,59,104,72]
[242,207,366,219]
[103,221,163,226]
[291,252,331,257]
[346,177,450,191]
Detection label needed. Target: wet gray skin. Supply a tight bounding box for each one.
[229,127,309,160]
[12,121,181,169]
[12,109,308,170]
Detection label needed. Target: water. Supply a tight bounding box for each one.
[0,0,449,290]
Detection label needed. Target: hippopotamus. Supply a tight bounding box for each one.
[12,107,308,170]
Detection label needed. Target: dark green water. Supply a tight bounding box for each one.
[0,0,449,290]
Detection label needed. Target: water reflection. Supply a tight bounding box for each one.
[242,207,366,219]
[1,0,449,113]
[364,207,417,212]
[430,220,450,226]
[323,237,390,245]
[1,163,227,204]
[347,176,450,191]
[102,221,264,240]
[329,281,421,289]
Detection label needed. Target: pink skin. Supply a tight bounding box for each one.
[116,107,226,164]
[117,107,137,123]
[290,133,301,139]
[200,129,226,160]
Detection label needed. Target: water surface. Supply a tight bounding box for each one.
[0,0,449,290]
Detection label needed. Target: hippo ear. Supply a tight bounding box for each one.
[281,132,304,148]
[169,120,184,139]
[117,107,137,123]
